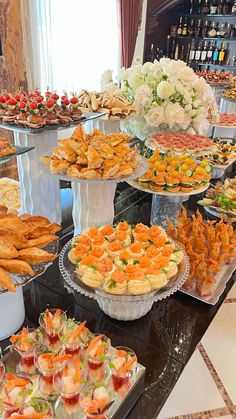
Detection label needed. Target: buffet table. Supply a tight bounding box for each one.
[0,183,235,419]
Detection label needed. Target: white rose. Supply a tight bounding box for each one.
[128,73,143,91]
[180,112,191,130]
[141,62,154,75]
[164,103,185,129]
[157,81,174,100]
[135,84,152,105]
[144,106,164,127]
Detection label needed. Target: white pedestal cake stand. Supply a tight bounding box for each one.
[128,180,210,229]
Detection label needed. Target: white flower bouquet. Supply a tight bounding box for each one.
[120,58,219,140]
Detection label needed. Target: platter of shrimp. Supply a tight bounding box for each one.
[61,222,186,297]
[0,308,146,418]
[167,207,236,304]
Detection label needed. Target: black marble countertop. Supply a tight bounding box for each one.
[0,183,235,419]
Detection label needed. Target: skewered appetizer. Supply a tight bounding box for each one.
[41,125,138,180]
[0,138,16,158]
[151,132,216,156]
[0,178,21,211]
[0,88,84,128]
[10,327,43,376]
[137,151,212,193]
[167,207,236,297]
[222,87,236,101]
[198,178,236,215]
[68,222,184,296]
[0,207,60,292]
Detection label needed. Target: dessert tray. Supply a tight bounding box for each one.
[128,180,209,197]
[59,238,189,321]
[0,146,34,164]
[0,310,146,419]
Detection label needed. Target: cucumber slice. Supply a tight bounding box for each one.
[186,169,193,177]
[205,164,213,174]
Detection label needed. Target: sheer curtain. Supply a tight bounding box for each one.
[21,0,119,93]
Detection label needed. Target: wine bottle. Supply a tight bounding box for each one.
[202,20,209,37]
[174,43,179,60]
[218,23,227,37]
[188,19,195,36]
[212,42,219,63]
[202,0,210,13]
[195,0,202,14]
[230,24,236,39]
[195,42,202,61]
[189,42,196,61]
[218,42,226,64]
[177,17,183,36]
[180,45,185,60]
[201,41,208,61]
[182,18,188,36]
[207,41,214,62]
[223,0,232,14]
[170,39,176,59]
[208,21,217,37]
[232,1,236,13]
[189,0,194,14]
[210,0,218,14]
[217,0,224,14]
[195,19,202,37]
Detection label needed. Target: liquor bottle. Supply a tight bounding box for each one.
[189,0,194,14]
[230,24,236,38]
[189,42,196,61]
[180,45,185,60]
[223,0,232,14]
[195,0,202,14]
[188,19,195,36]
[150,44,156,61]
[202,20,209,37]
[195,42,203,61]
[212,42,219,63]
[166,35,171,57]
[210,0,218,14]
[182,18,188,36]
[207,41,214,61]
[177,17,183,36]
[201,41,208,61]
[170,39,176,59]
[218,42,226,63]
[195,19,202,37]
[218,23,227,37]
[232,1,236,13]
[186,42,191,61]
[202,0,210,13]
[207,21,217,37]
[226,23,232,38]
[174,43,179,60]
[217,0,224,14]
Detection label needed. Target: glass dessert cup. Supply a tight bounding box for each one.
[0,374,33,417]
[80,383,113,419]
[0,360,5,383]
[60,319,92,358]
[84,335,111,383]
[53,362,84,414]
[17,397,53,418]
[10,327,43,376]
[39,308,67,352]
[35,351,71,400]
[110,346,137,399]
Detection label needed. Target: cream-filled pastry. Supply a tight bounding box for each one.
[99,224,116,242]
[107,240,124,259]
[81,268,104,288]
[115,230,131,247]
[164,261,178,279]
[103,269,127,295]
[128,243,144,258]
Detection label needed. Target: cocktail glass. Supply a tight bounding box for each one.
[39,308,67,352]
[0,375,32,417]
[11,328,43,376]
[60,320,92,358]
[17,397,53,418]
[110,346,137,399]
[53,364,84,414]
[85,335,111,383]
[80,384,113,419]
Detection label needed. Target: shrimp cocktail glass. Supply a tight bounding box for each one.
[80,383,113,419]
[13,397,53,418]
[110,346,137,398]
[84,335,111,383]
[60,319,92,358]
[10,328,43,376]
[35,351,71,400]
[53,356,84,414]
[0,373,32,418]
[39,308,67,352]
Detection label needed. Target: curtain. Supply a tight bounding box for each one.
[20,0,119,94]
[117,0,142,68]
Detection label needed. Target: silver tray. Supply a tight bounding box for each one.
[180,256,236,305]
[0,240,59,295]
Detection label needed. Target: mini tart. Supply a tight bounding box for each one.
[115,230,131,246]
[73,234,91,250]
[103,269,127,295]
[170,249,184,265]
[132,223,149,237]
[116,221,131,234]
[129,243,144,258]
[82,226,99,238]
[138,256,153,271]
[146,245,162,262]
[149,225,164,240]
[68,244,88,264]
[164,261,178,279]
[134,232,151,249]
[81,268,104,288]
[115,250,134,270]
[125,264,145,281]
[90,246,107,260]
[146,269,168,290]
[91,234,107,248]
[95,257,114,274]
[99,224,116,242]
[76,255,96,276]
[127,279,152,295]
[152,235,167,249]
[107,240,124,258]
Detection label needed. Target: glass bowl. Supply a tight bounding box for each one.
[59,240,190,321]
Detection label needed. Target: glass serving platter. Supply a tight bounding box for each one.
[41,154,149,185]
[0,333,146,419]
[0,146,34,164]
[0,240,59,295]
[59,239,190,321]
[128,180,210,197]
[0,112,105,135]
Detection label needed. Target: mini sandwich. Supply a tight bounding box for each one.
[2,109,18,123]
[165,175,180,193]
[180,174,195,193]
[16,112,29,126]
[138,170,153,186]
[44,110,59,125]
[26,114,45,129]
[57,107,73,123]
[149,174,166,192]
